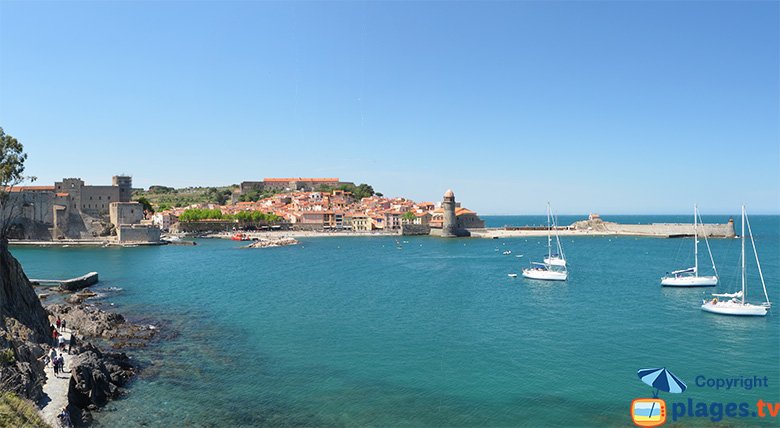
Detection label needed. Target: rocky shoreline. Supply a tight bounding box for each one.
[44,301,160,425]
[0,241,162,426]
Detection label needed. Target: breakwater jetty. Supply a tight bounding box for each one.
[30,272,99,291]
[470,217,736,239]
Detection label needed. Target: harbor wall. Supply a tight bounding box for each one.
[601,222,735,237]
[401,224,430,236]
[570,218,736,238]
[117,224,161,243]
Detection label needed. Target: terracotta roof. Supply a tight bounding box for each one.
[3,185,55,192]
[263,177,339,182]
[456,207,476,215]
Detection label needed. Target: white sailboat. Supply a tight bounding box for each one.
[523,203,568,281]
[661,204,719,287]
[701,205,771,316]
[544,206,567,267]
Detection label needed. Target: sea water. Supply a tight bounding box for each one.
[11,215,780,426]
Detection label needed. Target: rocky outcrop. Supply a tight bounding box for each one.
[0,242,51,341]
[243,237,299,248]
[0,242,51,402]
[46,304,125,339]
[67,343,133,410]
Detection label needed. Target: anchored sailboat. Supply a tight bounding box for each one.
[701,205,771,316]
[661,205,719,287]
[522,203,568,281]
[544,207,566,267]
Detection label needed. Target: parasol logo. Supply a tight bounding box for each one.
[632,368,687,427]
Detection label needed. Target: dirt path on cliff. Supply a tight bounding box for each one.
[38,327,72,427]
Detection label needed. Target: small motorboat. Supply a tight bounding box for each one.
[502,250,512,255]
[508,273,518,278]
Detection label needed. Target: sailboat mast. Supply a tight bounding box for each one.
[745,208,771,306]
[547,202,552,260]
[741,205,746,304]
[694,204,699,277]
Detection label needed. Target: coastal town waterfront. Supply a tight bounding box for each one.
[12,215,780,426]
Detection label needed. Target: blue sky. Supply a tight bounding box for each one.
[1,1,778,214]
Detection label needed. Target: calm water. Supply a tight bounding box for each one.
[12,216,780,427]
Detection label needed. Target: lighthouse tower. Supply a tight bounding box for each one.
[442,189,457,237]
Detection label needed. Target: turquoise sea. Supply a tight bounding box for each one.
[12,215,780,427]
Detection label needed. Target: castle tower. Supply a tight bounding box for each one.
[112,175,133,202]
[442,189,457,238]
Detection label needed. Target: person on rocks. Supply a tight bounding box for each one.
[38,353,50,367]
[53,355,59,376]
[58,335,66,352]
[68,333,75,353]
[58,407,72,427]
[56,316,61,330]
[61,319,67,332]
[49,347,57,362]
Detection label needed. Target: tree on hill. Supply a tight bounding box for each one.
[135,196,154,214]
[0,127,33,241]
[148,185,176,194]
[317,183,376,200]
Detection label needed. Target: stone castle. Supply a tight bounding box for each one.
[5,176,159,242]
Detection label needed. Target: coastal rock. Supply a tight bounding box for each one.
[0,243,51,401]
[47,303,126,339]
[244,237,299,248]
[0,243,51,342]
[67,342,133,411]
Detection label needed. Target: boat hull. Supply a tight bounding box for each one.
[701,301,768,316]
[522,269,568,281]
[661,275,718,287]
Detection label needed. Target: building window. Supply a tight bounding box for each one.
[90,196,93,200]
[99,196,102,200]
[108,196,111,200]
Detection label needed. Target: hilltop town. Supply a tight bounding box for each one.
[6,176,485,244]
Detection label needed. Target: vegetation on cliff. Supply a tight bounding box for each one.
[0,391,48,428]
[133,185,237,210]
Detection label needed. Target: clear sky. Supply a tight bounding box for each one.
[1,1,778,214]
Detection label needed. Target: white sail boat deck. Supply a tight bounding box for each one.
[661,205,718,287]
[701,205,771,316]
